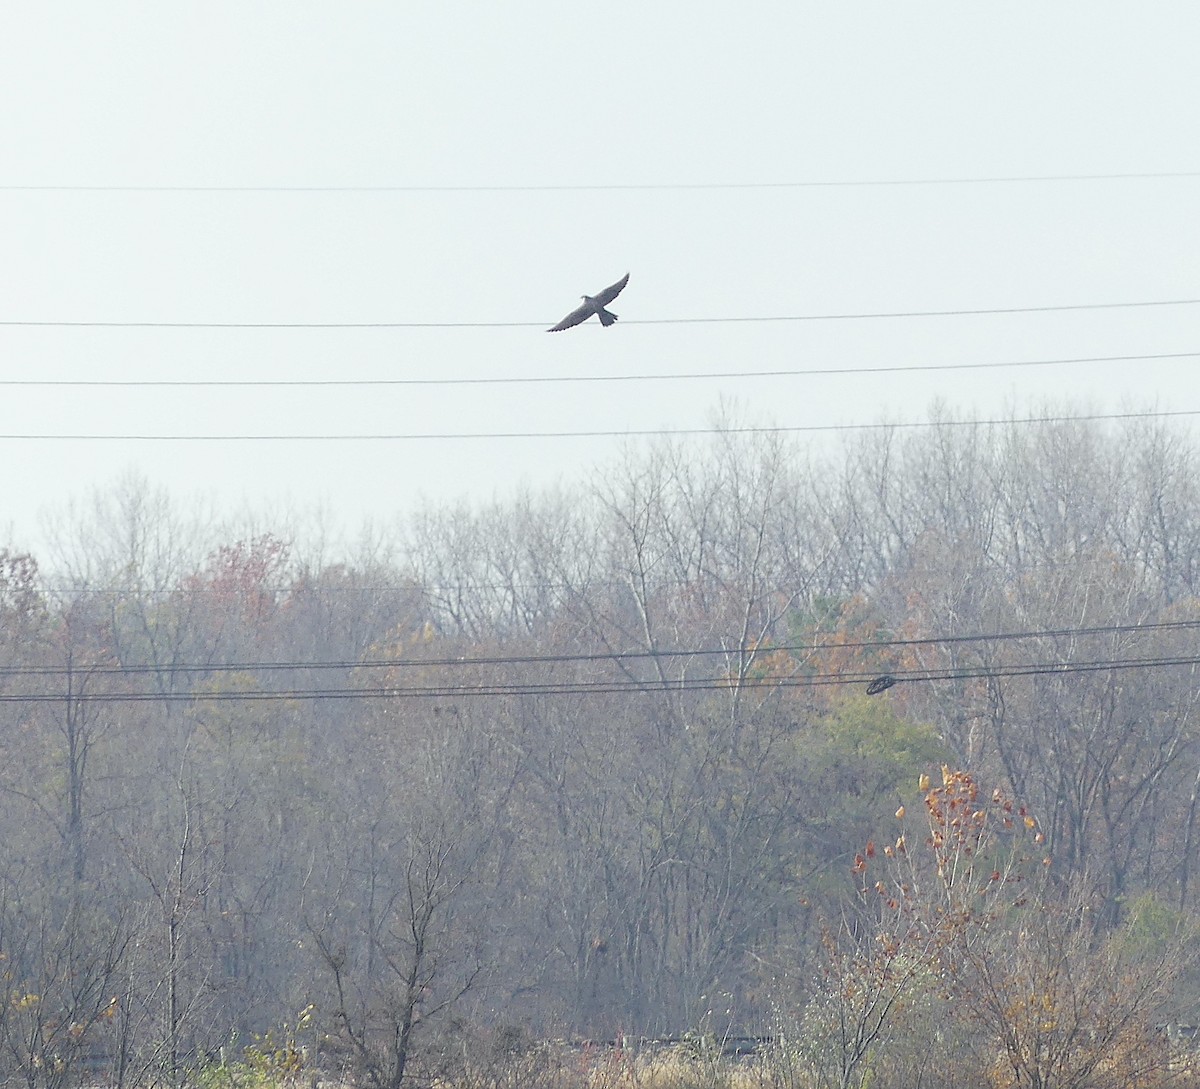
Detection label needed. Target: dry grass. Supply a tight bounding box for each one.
[583,1049,779,1089]
[429,1042,807,1089]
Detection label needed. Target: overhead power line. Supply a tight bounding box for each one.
[3,618,1197,679]
[0,297,1196,330]
[1,350,1194,389]
[0,653,1197,703]
[0,407,1195,442]
[3,171,1198,192]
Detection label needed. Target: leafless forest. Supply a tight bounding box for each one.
[4,416,1200,1089]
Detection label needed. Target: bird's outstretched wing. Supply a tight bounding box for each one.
[547,303,592,332]
[592,272,630,307]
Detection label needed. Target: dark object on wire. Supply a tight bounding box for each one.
[548,273,630,331]
[866,675,898,695]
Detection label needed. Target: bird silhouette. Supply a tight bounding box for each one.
[547,272,630,332]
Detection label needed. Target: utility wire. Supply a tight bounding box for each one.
[0,407,1195,441]
[2,350,1195,389]
[1,652,1197,703]
[3,618,1197,678]
[4,171,1199,192]
[1,297,1196,330]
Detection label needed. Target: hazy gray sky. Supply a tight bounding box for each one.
[2,4,1198,557]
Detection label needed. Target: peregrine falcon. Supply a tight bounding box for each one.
[547,272,630,332]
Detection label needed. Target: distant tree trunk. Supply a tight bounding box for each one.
[62,654,91,883]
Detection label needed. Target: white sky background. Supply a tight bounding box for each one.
[1,4,1198,563]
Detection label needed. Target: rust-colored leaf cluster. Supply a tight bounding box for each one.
[854,766,1047,934]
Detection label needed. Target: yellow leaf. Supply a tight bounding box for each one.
[895,805,906,820]
[918,773,931,791]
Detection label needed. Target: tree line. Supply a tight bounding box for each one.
[2,413,1200,1089]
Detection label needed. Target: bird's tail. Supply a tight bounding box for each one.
[598,308,618,327]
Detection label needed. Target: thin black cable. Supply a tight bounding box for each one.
[4,171,1199,192]
[3,618,1196,679]
[0,652,1196,703]
[0,407,1195,441]
[2,350,1194,389]
[1,297,1196,330]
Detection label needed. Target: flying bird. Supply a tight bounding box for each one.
[547,272,630,332]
